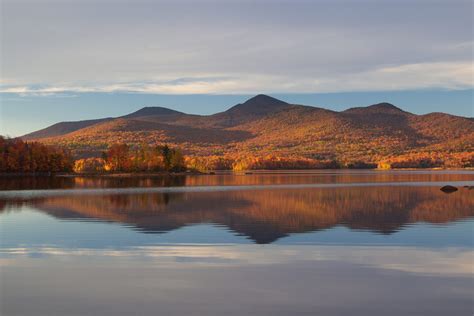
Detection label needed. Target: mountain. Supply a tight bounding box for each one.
[22,117,113,140]
[20,94,474,164]
[214,94,291,121]
[190,94,294,129]
[219,94,291,116]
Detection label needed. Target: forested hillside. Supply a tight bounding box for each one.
[21,95,474,169]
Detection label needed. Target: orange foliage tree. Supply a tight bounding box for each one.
[73,158,107,173]
[0,136,73,173]
[103,143,185,172]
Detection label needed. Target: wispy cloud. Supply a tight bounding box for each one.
[1,62,472,96]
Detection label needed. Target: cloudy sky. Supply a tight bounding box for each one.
[0,0,473,136]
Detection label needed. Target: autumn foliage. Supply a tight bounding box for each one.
[185,156,234,172]
[231,156,339,171]
[0,136,73,173]
[73,158,107,173]
[378,152,474,169]
[2,134,473,174]
[73,143,185,173]
[19,95,474,172]
[186,152,474,171]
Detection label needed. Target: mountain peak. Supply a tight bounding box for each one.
[122,106,183,118]
[225,94,290,116]
[368,102,403,112]
[344,102,407,115]
[243,94,288,106]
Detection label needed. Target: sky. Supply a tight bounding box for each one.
[0,0,473,136]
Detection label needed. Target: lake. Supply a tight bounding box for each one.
[0,170,473,315]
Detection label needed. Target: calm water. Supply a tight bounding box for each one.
[0,170,473,315]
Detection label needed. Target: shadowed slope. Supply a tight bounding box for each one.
[122,106,184,118]
[22,118,113,140]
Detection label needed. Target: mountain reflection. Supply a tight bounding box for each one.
[1,185,473,244]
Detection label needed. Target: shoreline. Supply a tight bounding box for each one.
[1,168,473,178]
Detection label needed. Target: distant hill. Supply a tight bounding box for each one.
[122,106,184,118]
[22,117,113,140]
[21,94,474,164]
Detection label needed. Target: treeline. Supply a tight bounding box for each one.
[0,136,73,173]
[230,156,339,171]
[187,153,473,171]
[377,152,474,169]
[2,137,473,174]
[186,155,370,171]
[74,143,185,173]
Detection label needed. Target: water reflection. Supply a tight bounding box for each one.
[2,185,473,243]
[0,175,187,191]
[1,170,473,191]
[1,173,473,316]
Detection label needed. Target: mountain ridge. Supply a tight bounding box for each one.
[23,95,474,140]
[20,94,474,165]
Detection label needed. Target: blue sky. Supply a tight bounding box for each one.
[0,0,473,136]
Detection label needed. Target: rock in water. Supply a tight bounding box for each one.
[440,185,458,193]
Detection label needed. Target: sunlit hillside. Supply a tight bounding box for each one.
[22,95,474,166]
